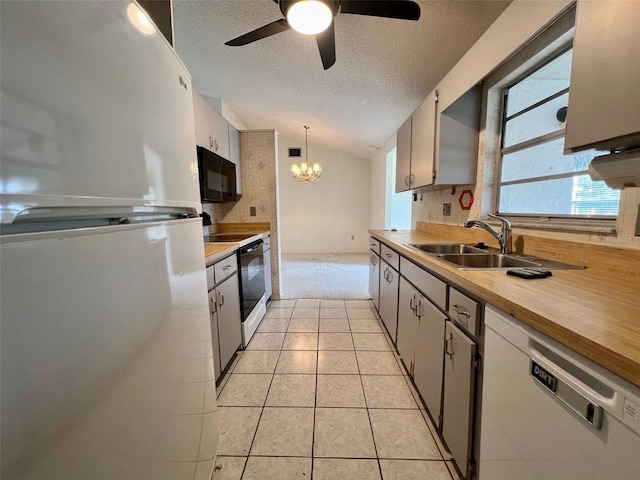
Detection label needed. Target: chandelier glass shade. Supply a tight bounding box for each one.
[292,125,321,182]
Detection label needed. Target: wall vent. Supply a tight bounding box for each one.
[288,147,302,158]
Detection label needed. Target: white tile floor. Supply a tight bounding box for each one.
[212,299,462,480]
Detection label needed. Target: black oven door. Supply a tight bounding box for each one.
[238,239,266,321]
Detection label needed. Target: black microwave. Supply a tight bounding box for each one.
[197,146,238,203]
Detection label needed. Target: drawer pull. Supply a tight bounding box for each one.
[222,264,232,271]
[453,304,471,318]
[385,253,392,258]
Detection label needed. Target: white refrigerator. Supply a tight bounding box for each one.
[1,2,218,479]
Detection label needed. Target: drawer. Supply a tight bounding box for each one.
[263,235,271,250]
[369,237,380,255]
[448,287,480,336]
[400,257,446,310]
[214,254,237,283]
[380,244,400,271]
[206,265,215,290]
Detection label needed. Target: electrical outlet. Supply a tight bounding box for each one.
[443,203,452,216]
[250,206,256,217]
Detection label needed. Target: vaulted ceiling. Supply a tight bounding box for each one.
[173,0,511,158]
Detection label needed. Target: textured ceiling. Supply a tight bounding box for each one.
[173,0,511,158]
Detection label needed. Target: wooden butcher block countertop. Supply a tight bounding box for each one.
[204,242,238,265]
[369,224,640,388]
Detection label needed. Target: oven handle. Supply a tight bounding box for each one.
[242,240,264,254]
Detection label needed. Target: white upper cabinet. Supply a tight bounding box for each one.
[193,92,230,160]
[228,124,242,195]
[564,0,640,153]
[396,92,437,193]
[396,116,413,192]
[411,91,438,189]
[396,86,480,193]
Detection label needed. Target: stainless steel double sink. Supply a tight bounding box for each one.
[406,243,583,270]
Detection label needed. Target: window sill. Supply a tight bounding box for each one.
[504,218,617,235]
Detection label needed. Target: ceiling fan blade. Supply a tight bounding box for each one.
[339,0,420,21]
[225,19,290,46]
[316,21,336,70]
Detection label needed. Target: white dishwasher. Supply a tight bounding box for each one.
[479,305,640,480]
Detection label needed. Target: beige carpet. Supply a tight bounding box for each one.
[280,253,370,299]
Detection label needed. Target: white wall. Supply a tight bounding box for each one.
[369,134,396,229]
[278,135,370,253]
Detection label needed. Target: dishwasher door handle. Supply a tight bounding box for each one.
[529,358,604,429]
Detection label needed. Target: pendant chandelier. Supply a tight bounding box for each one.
[291,125,321,182]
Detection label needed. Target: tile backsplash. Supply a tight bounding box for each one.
[206,130,282,297]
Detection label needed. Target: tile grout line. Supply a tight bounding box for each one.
[374,303,455,479]
[349,306,385,479]
[310,302,321,480]
[236,300,296,479]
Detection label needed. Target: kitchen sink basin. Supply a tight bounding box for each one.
[437,253,542,269]
[404,242,584,270]
[408,243,487,254]
[408,243,486,254]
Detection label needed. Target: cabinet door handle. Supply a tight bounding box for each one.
[371,255,377,265]
[214,138,219,152]
[209,136,214,149]
[405,175,410,186]
[445,333,454,357]
[409,295,416,311]
[410,173,415,186]
[416,300,423,318]
[218,292,225,307]
[453,304,471,318]
[210,295,217,314]
[387,270,393,282]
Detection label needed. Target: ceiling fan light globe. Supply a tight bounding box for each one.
[287,0,333,35]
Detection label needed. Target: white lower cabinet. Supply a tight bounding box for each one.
[442,321,477,476]
[397,277,418,372]
[264,235,272,300]
[369,250,380,309]
[208,289,221,380]
[414,294,446,425]
[207,255,242,382]
[397,277,446,420]
[378,259,399,344]
[216,272,242,374]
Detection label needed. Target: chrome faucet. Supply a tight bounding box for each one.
[464,214,512,254]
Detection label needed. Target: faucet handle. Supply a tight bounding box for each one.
[488,213,511,228]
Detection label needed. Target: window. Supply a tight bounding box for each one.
[496,47,620,219]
